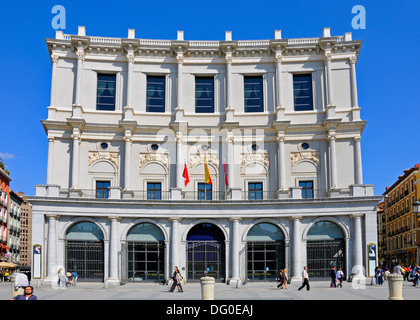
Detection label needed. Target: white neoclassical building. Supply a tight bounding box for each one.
[28,26,380,287]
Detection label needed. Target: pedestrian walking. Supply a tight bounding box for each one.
[298,267,310,291]
[278,268,289,289]
[169,266,183,293]
[393,262,402,275]
[376,266,384,286]
[336,268,345,288]
[277,269,284,289]
[329,266,337,287]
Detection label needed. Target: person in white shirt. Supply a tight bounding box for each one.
[298,267,310,291]
[336,268,345,288]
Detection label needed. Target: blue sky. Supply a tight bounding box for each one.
[0,0,419,196]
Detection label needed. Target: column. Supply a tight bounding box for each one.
[74,48,85,106]
[176,132,183,189]
[225,52,234,122]
[176,53,183,110]
[50,54,59,107]
[291,217,303,282]
[108,217,119,283]
[170,218,181,269]
[274,52,285,120]
[46,137,54,184]
[349,56,361,121]
[277,132,286,191]
[354,137,363,184]
[352,214,364,278]
[226,131,234,189]
[349,56,359,109]
[124,132,132,190]
[328,133,337,189]
[124,51,134,120]
[324,52,333,106]
[230,217,241,286]
[71,130,80,189]
[46,215,58,280]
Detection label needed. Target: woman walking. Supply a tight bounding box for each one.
[279,268,289,289]
[169,266,183,292]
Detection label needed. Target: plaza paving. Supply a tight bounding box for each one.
[1,278,419,301]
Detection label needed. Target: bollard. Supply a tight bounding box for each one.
[387,274,403,300]
[200,276,215,300]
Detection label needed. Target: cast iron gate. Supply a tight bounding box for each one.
[247,241,285,281]
[187,241,225,282]
[66,240,104,282]
[307,240,345,279]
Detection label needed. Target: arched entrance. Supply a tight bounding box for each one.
[126,223,165,282]
[306,221,346,279]
[66,221,104,282]
[246,223,285,281]
[186,223,225,282]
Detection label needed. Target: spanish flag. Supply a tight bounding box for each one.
[204,151,212,185]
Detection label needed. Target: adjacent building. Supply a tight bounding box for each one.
[382,164,420,266]
[28,26,380,286]
[8,191,22,264]
[0,164,11,260]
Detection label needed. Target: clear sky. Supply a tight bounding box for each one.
[0,0,419,197]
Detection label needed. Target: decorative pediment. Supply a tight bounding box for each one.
[241,152,269,168]
[291,151,320,167]
[189,152,219,169]
[139,153,169,169]
[88,152,119,168]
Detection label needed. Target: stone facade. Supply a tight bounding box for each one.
[28,26,380,286]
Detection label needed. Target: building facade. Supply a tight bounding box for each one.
[16,193,32,267]
[28,27,380,286]
[8,191,22,264]
[382,164,420,266]
[0,165,11,260]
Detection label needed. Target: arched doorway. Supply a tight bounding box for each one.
[66,221,104,282]
[306,221,345,279]
[126,223,165,282]
[186,223,225,282]
[246,223,285,281]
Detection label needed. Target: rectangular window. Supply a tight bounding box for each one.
[147,182,162,200]
[198,183,212,200]
[195,76,214,113]
[293,74,313,111]
[146,75,165,112]
[248,182,263,200]
[96,181,110,199]
[97,74,116,111]
[299,180,314,199]
[244,76,263,112]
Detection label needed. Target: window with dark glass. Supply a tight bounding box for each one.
[198,183,212,200]
[146,75,165,112]
[96,74,116,111]
[195,76,214,113]
[248,182,263,200]
[244,76,263,112]
[299,180,314,199]
[293,74,313,111]
[147,182,162,200]
[96,181,110,199]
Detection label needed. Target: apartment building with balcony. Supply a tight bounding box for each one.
[28,26,380,286]
[383,164,420,266]
[0,165,11,259]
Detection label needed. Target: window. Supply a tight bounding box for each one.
[293,74,313,111]
[244,76,263,112]
[96,181,110,199]
[96,74,116,111]
[248,182,263,200]
[198,183,212,200]
[299,180,314,199]
[147,182,162,200]
[146,75,165,112]
[195,76,214,113]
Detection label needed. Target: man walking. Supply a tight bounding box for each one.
[298,267,310,291]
